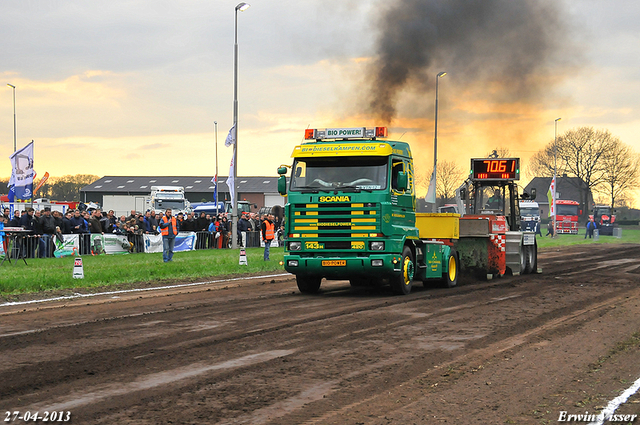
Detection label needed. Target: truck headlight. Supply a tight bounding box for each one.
[369,241,385,250]
[288,241,301,251]
[287,260,299,267]
[371,259,384,267]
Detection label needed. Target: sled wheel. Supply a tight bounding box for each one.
[524,243,537,274]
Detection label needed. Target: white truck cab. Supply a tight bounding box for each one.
[148,186,191,214]
[519,200,540,232]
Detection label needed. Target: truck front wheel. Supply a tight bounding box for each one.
[296,275,322,294]
[390,246,414,295]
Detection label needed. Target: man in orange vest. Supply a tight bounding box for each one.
[158,208,179,262]
[261,214,275,261]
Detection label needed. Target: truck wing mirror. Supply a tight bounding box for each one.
[459,188,467,200]
[278,175,287,195]
[530,188,536,199]
[396,171,408,191]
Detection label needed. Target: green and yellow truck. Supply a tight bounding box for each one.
[277,126,460,295]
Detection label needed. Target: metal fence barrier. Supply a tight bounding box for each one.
[2,230,275,260]
[192,230,263,249]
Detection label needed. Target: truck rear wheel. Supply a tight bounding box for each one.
[518,245,526,274]
[390,246,414,295]
[440,249,459,288]
[524,243,537,274]
[296,275,322,294]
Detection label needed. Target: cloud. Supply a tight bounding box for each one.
[140,143,170,150]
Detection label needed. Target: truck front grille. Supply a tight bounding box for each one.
[292,203,379,238]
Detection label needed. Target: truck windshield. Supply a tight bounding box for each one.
[290,157,388,191]
[520,207,539,217]
[154,200,185,210]
[155,193,183,199]
[475,185,505,214]
[226,203,251,214]
[557,205,578,216]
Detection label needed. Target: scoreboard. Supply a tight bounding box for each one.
[471,158,519,181]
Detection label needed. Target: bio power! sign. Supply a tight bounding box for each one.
[326,128,364,138]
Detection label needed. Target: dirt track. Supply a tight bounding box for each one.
[1,243,640,424]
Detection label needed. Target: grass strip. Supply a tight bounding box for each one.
[536,226,640,249]
[1,226,638,297]
[0,247,285,297]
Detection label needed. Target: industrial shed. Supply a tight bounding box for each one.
[80,176,285,215]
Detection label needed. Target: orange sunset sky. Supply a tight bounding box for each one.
[2,1,639,204]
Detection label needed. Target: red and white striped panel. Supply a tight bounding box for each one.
[490,234,506,252]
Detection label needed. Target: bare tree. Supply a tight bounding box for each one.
[0,174,99,201]
[421,161,466,204]
[527,145,555,179]
[437,161,465,202]
[528,127,616,214]
[596,139,640,208]
[49,174,100,201]
[559,127,614,189]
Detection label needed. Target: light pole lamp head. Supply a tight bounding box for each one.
[236,2,250,11]
[555,117,561,123]
[7,83,15,89]
[437,72,447,78]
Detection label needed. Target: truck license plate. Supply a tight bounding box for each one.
[322,260,346,266]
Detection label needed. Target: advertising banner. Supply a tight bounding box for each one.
[175,232,196,251]
[144,234,163,253]
[90,234,130,255]
[143,232,196,254]
[54,234,78,257]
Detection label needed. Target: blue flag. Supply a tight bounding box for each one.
[9,141,35,200]
[212,175,218,203]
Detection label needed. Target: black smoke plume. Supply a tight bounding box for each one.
[366,0,576,123]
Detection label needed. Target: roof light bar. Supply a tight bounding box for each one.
[303,126,388,141]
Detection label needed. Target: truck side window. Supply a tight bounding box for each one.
[391,161,403,190]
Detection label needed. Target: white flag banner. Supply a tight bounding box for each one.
[547,175,556,217]
[225,124,236,147]
[9,141,35,200]
[226,148,235,207]
[425,168,437,204]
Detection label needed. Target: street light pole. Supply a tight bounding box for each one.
[432,71,446,212]
[214,121,219,212]
[7,84,16,152]
[553,117,561,237]
[232,2,250,249]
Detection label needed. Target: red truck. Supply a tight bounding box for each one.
[555,200,580,234]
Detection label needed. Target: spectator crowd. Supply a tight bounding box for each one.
[0,205,282,259]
